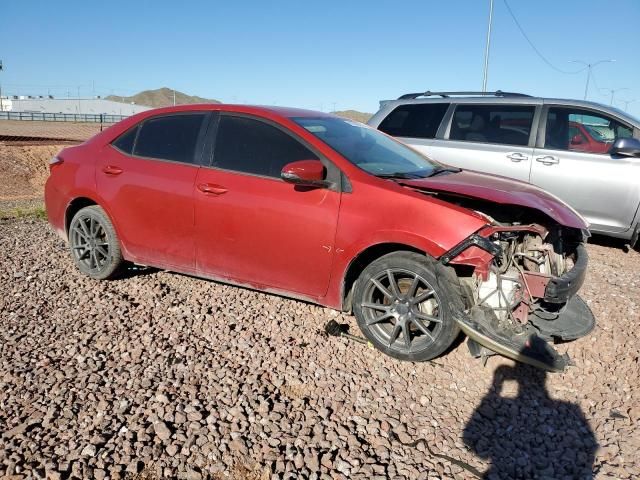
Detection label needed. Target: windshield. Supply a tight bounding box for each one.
[291,116,441,178]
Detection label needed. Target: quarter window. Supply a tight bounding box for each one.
[449,105,535,146]
[214,115,319,178]
[378,103,449,139]
[545,107,633,154]
[133,114,206,164]
[112,125,138,155]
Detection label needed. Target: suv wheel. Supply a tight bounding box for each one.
[353,251,462,362]
[68,205,124,280]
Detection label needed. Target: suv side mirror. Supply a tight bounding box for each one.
[281,160,329,187]
[610,137,640,158]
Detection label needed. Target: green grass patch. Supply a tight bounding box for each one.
[0,205,47,220]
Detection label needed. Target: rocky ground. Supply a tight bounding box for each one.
[1,217,639,480]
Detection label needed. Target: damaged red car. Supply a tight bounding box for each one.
[45,105,595,371]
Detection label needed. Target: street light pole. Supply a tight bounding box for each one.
[0,60,4,113]
[604,87,629,106]
[569,59,615,100]
[482,0,494,92]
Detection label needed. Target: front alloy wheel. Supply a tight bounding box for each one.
[353,252,462,362]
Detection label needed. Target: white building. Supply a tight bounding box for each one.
[2,96,150,116]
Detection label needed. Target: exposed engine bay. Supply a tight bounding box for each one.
[441,199,595,372]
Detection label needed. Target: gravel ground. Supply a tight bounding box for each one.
[1,217,639,479]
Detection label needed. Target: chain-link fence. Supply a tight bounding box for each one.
[0,114,124,207]
[0,112,124,144]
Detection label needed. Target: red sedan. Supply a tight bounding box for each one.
[45,105,595,371]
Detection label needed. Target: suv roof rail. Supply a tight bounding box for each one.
[397,90,532,100]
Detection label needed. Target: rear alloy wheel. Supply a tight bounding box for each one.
[69,205,124,280]
[353,252,462,362]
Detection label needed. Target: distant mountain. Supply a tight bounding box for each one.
[331,110,372,123]
[106,87,220,108]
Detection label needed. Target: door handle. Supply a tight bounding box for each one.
[102,165,123,176]
[197,183,228,195]
[506,152,528,162]
[535,155,560,166]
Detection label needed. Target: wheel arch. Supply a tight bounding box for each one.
[65,196,99,234]
[341,242,424,312]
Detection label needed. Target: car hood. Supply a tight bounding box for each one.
[399,170,588,230]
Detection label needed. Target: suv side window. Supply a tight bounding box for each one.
[377,103,449,139]
[449,105,535,146]
[214,115,319,178]
[133,114,207,164]
[545,107,633,154]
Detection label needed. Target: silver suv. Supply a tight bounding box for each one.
[368,91,640,245]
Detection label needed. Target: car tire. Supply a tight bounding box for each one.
[353,251,463,362]
[68,205,124,280]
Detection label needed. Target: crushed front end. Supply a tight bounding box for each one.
[442,221,595,372]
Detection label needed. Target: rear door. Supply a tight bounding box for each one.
[97,112,209,269]
[426,103,538,182]
[531,105,640,233]
[194,113,341,298]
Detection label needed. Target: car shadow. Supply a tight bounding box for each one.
[462,338,598,479]
[588,233,638,253]
[117,264,159,280]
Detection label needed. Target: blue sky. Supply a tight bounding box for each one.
[2,0,639,116]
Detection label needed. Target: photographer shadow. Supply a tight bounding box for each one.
[463,344,598,479]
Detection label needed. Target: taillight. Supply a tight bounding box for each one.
[49,156,63,171]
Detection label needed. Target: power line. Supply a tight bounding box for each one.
[502,0,586,75]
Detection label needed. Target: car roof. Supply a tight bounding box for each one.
[377,95,640,127]
[130,103,332,119]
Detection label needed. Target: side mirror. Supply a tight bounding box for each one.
[281,160,329,187]
[571,134,585,145]
[610,137,640,158]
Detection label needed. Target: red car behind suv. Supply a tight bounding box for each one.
[45,105,595,371]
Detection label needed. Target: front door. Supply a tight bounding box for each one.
[531,106,640,233]
[194,114,341,298]
[96,112,209,268]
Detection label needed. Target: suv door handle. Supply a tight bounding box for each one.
[506,152,528,162]
[535,155,560,166]
[197,183,228,195]
[102,165,123,175]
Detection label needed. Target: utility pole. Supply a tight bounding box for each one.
[603,87,629,106]
[620,99,636,112]
[569,59,615,100]
[77,86,81,114]
[0,60,4,112]
[481,0,494,92]
[173,89,176,106]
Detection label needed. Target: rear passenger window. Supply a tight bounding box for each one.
[214,115,319,178]
[378,103,449,139]
[449,105,535,146]
[112,126,138,155]
[134,114,206,164]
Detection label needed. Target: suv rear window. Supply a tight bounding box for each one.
[449,105,535,146]
[133,114,206,164]
[378,103,449,139]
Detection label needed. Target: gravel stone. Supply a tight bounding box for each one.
[0,216,638,478]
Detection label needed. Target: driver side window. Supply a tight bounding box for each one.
[545,107,633,155]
